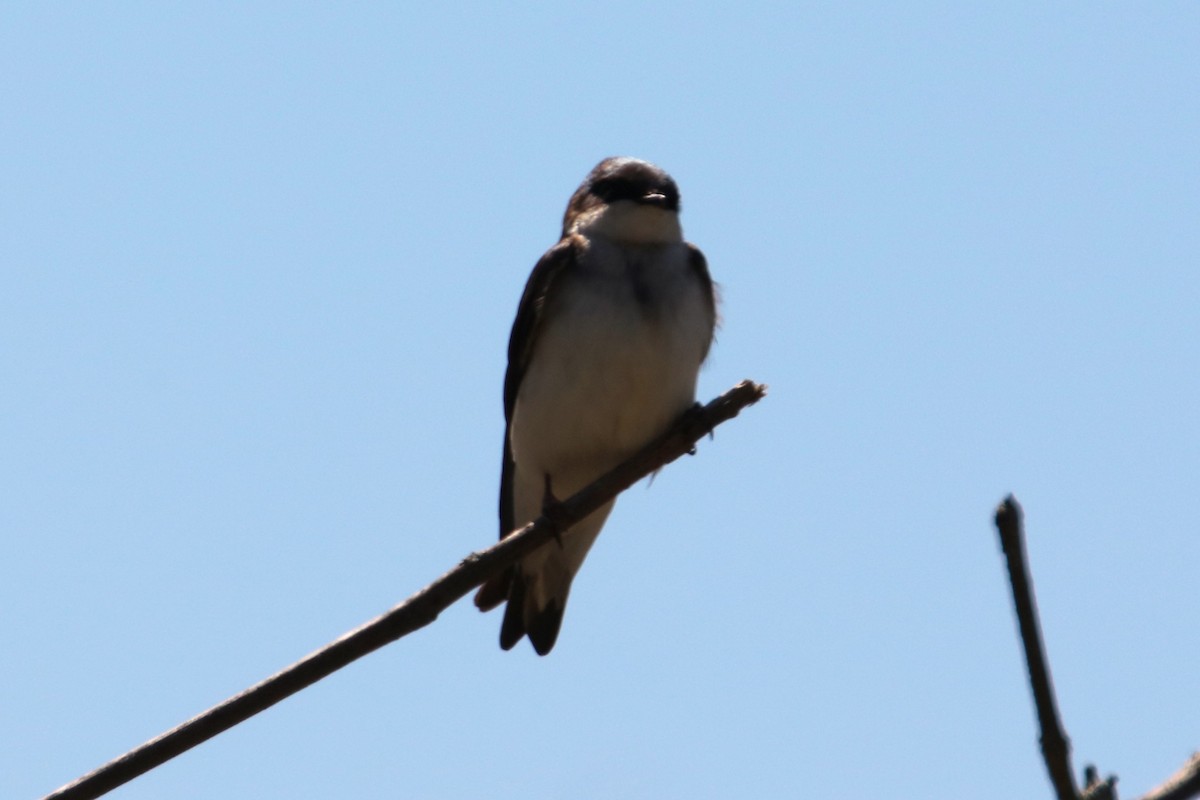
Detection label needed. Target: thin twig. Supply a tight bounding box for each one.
[42,380,768,800]
[1082,764,1118,800]
[1138,753,1200,800]
[994,495,1080,800]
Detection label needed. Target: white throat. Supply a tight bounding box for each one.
[569,199,683,245]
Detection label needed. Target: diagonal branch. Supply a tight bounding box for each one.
[994,495,1080,800]
[42,380,768,800]
[1137,753,1200,800]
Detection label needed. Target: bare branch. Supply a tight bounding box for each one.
[42,380,768,800]
[994,495,1080,800]
[1137,753,1200,800]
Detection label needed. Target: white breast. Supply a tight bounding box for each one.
[510,239,711,494]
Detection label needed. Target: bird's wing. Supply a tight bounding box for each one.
[498,236,578,537]
[686,242,719,361]
[475,237,579,614]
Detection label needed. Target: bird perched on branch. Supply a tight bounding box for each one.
[473,157,718,655]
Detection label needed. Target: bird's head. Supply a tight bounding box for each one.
[562,157,684,245]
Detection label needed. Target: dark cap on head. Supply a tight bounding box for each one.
[562,157,681,235]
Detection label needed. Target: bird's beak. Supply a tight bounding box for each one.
[641,192,669,208]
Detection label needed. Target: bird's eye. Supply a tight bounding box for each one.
[592,178,619,196]
[592,177,641,203]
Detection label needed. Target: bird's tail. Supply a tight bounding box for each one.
[474,499,613,655]
[474,570,511,612]
[474,559,569,656]
[499,567,566,656]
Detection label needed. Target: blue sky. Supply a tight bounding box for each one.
[3,3,1197,798]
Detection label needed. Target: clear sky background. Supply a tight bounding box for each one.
[3,4,1197,799]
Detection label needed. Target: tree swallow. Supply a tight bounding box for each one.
[473,157,718,655]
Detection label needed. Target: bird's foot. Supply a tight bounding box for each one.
[542,474,567,547]
[677,401,712,454]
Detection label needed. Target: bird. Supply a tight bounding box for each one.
[473,156,718,655]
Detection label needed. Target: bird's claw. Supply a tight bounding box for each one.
[678,401,713,452]
[543,474,567,547]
